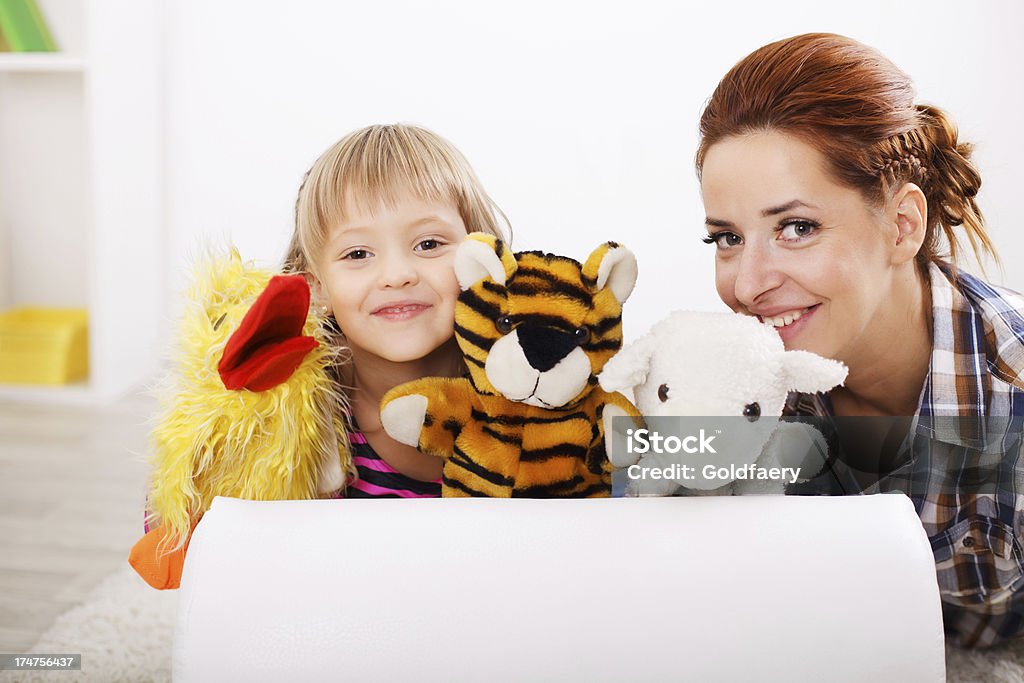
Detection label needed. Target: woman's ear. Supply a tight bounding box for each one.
[888,182,928,265]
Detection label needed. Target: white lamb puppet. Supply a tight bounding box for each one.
[598,311,848,496]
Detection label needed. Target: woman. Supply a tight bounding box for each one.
[696,33,1024,648]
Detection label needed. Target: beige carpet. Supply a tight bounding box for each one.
[3,563,1023,682]
[4,566,175,683]
[947,641,1024,683]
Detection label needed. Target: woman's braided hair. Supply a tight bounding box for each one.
[875,105,990,265]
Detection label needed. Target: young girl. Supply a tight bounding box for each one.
[284,123,509,498]
[696,33,1024,648]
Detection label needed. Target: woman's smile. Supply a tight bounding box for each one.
[753,304,820,342]
[762,304,819,343]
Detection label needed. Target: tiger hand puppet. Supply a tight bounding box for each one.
[380,234,643,497]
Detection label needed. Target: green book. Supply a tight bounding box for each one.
[0,0,57,52]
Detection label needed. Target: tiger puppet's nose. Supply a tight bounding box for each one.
[484,322,594,409]
[517,324,578,372]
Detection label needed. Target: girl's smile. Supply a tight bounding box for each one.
[370,300,433,321]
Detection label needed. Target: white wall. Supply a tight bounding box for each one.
[162,0,1024,342]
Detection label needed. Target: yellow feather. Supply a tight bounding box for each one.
[147,251,352,551]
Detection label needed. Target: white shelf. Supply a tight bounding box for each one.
[0,381,96,406]
[0,0,162,406]
[0,53,85,73]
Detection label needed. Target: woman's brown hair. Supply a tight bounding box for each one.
[696,33,994,267]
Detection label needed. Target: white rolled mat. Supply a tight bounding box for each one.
[173,495,945,682]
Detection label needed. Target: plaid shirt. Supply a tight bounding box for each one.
[786,262,1024,648]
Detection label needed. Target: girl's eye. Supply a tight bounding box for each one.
[778,220,819,241]
[415,238,444,252]
[702,232,742,250]
[342,249,371,260]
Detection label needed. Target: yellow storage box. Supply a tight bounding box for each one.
[0,308,89,385]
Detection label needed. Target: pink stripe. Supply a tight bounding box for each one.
[349,480,437,498]
[348,431,368,445]
[353,455,398,474]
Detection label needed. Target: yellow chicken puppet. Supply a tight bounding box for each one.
[128,250,351,589]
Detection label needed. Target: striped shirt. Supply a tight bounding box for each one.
[786,262,1024,648]
[343,430,442,499]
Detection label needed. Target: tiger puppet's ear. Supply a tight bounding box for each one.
[454,234,518,291]
[582,242,638,304]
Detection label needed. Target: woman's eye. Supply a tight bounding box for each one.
[778,220,819,241]
[342,249,371,260]
[702,232,742,250]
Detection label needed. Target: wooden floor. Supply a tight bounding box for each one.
[0,394,153,653]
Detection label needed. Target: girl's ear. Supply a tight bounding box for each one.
[310,278,331,315]
[454,234,517,290]
[582,242,638,304]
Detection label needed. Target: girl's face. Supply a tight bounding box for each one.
[317,189,467,364]
[700,131,902,363]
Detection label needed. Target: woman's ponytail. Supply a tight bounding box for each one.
[914,105,993,267]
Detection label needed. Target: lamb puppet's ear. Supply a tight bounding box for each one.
[582,242,638,304]
[598,333,656,394]
[781,350,848,395]
[454,234,518,291]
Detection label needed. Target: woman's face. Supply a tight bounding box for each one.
[700,131,901,363]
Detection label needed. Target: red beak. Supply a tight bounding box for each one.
[218,274,319,391]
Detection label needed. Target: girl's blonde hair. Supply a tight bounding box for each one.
[285,123,510,281]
